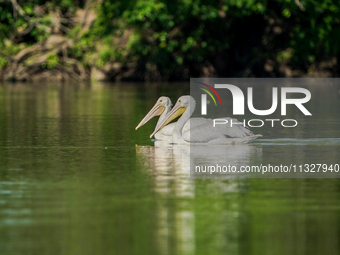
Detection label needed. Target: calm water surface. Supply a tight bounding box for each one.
[0,82,340,255]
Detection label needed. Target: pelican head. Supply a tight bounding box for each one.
[150,95,195,138]
[135,96,172,130]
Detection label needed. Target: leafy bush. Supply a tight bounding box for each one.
[1,0,339,80]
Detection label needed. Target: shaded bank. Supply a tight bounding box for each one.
[1,0,340,82]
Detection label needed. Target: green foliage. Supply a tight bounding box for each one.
[276,49,293,63]
[41,53,59,69]
[0,0,340,77]
[0,57,8,68]
[103,0,340,76]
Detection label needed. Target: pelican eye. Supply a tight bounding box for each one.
[160,100,162,102]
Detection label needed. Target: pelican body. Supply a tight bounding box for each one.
[151,96,262,144]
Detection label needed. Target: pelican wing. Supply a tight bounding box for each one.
[154,123,176,139]
[182,117,257,143]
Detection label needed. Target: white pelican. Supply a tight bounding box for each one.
[135,96,195,141]
[135,96,208,141]
[150,95,262,144]
[135,96,174,141]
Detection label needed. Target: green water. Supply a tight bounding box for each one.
[0,82,340,255]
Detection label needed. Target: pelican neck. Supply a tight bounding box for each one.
[173,99,196,143]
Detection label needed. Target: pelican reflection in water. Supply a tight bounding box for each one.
[136,141,262,180]
[135,143,261,254]
[151,95,262,144]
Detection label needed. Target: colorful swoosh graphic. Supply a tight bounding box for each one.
[199,88,217,105]
[196,82,223,106]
